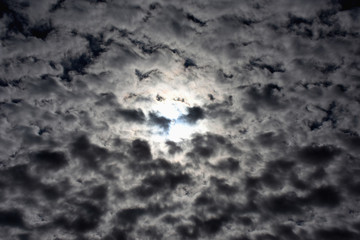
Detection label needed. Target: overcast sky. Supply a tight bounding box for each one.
[1,0,360,239]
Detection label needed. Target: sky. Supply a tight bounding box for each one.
[0,0,360,239]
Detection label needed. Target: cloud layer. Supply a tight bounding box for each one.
[1,0,360,239]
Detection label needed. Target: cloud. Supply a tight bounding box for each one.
[130,139,152,161]
[30,150,68,171]
[0,0,359,239]
[0,209,25,229]
[297,144,341,165]
[70,135,109,169]
[148,112,172,131]
[242,84,286,113]
[115,108,146,123]
[165,140,183,155]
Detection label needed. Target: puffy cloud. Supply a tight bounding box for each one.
[1,0,359,239]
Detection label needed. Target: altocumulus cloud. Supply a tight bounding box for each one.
[0,0,360,239]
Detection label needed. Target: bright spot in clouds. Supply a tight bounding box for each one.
[151,99,205,141]
[167,120,199,141]
[153,100,187,120]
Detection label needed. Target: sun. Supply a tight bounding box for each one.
[150,99,204,142]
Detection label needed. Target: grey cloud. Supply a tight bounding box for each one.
[338,0,360,11]
[130,138,152,161]
[297,144,341,165]
[242,84,286,113]
[148,112,171,131]
[135,68,159,81]
[133,170,191,199]
[115,108,146,123]
[304,185,342,207]
[191,133,239,155]
[314,227,358,240]
[180,106,205,124]
[211,157,240,173]
[0,209,25,229]
[70,135,109,170]
[186,13,206,27]
[165,140,182,155]
[30,150,68,171]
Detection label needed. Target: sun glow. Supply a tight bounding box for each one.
[167,119,199,141]
[153,101,187,120]
[151,100,204,142]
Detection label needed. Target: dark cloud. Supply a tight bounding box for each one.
[70,135,109,169]
[29,20,54,40]
[184,58,197,68]
[179,106,205,124]
[188,133,240,160]
[0,209,25,228]
[247,58,285,74]
[130,138,152,161]
[149,112,171,131]
[255,131,285,148]
[297,144,341,165]
[53,201,103,233]
[273,225,300,240]
[30,150,67,171]
[49,0,66,12]
[176,224,200,239]
[60,53,93,81]
[115,108,146,123]
[135,68,158,81]
[263,192,304,215]
[104,228,128,240]
[314,227,359,240]
[165,140,182,155]
[211,157,240,173]
[116,207,146,225]
[305,185,342,207]
[243,84,285,113]
[133,171,191,198]
[210,176,238,195]
[338,0,360,11]
[186,13,206,27]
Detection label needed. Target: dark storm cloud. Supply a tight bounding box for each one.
[1,0,360,239]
